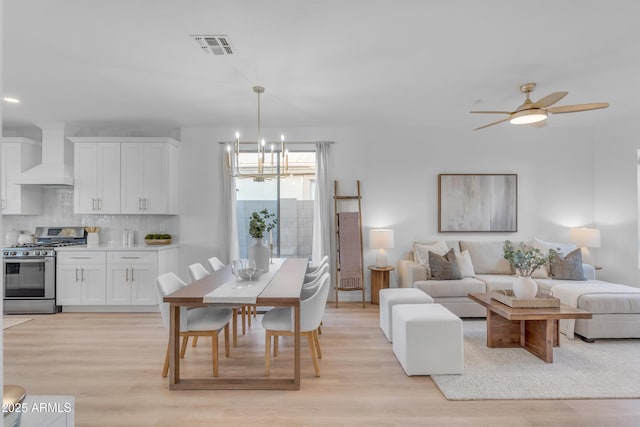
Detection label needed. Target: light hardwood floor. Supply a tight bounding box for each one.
[4,303,640,426]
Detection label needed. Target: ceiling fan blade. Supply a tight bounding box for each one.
[547,103,609,114]
[473,117,511,130]
[470,110,512,114]
[531,91,568,108]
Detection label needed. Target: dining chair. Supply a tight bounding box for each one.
[262,272,330,377]
[207,256,226,272]
[303,263,329,287]
[156,272,232,377]
[187,262,211,283]
[187,262,241,348]
[306,255,329,274]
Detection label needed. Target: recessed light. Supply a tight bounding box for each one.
[3,97,20,104]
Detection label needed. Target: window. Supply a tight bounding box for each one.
[236,150,316,259]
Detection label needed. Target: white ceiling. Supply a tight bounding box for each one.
[2,0,639,133]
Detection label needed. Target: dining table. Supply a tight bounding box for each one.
[162,257,308,390]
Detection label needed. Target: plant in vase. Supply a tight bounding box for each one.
[248,209,278,273]
[503,240,557,298]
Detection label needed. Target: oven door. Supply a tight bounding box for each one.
[3,256,55,299]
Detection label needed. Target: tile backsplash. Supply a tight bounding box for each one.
[2,187,178,246]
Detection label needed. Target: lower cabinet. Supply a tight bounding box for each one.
[106,252,157,305]
[56,248,177,310]
[56,252,107,305]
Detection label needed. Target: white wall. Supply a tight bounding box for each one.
[178,124,598,300]
[594,117,640,286]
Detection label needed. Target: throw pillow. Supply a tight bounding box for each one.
[455,250,476,278]
[549,249,586,281]
[531,237,577,257]
[414,240,448,266]
[429,248,462,280]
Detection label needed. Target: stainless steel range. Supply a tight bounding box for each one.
[2,226,87,314]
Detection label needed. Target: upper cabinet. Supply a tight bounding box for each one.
[0,138,42,215]
[74,142,121,214]
[121,142,178,214]
[69,137,179,215]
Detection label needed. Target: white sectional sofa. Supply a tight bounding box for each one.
[397,239,640,341]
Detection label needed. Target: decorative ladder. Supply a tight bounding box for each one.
[333,180,365,308]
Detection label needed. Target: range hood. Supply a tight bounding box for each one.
[14,125,74,186]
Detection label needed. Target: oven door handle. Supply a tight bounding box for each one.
[3,258,50,263]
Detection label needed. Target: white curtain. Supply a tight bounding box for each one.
[312,141,331,266]
[222,147,239,263]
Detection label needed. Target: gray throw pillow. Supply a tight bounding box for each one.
[429,248,462,280]
[550,249,586,281]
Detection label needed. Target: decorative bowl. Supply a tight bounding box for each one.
[144,238,172,245]
[238,268,264,281]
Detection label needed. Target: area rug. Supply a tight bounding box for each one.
[431,320,640,400]
[3,317,32,330]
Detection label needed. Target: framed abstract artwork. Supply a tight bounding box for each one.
[438,174,517,232]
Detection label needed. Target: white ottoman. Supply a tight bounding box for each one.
[392,304,463,376]
[380,288,434,342]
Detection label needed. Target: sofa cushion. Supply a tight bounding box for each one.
[577,293,640,314]
[474,274,517,292]
[413,240,448,266]
[413,277,486,298]
[429,249,462,280]
[459,241,513,275]
[550,249,586,280]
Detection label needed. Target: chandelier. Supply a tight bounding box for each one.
[226,85,288,181]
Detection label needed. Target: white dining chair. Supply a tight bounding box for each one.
[156,272,232,377]
[188,262,211,283]
[306,255,329,274]
[208,256,226,272]
[262,273,330,377]
[188,262,241,348]
[303,263,329,286]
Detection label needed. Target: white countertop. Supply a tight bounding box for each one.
[55,243,180,251]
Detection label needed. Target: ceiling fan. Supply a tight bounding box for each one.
[470,82,609,130]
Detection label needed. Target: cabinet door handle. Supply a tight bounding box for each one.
[92,198,96,211]
[98,198,103,211]
[121,256,141,259]
[81,268,86,281]
[144,198,149,211]
[138,198,143,211]
[71,256,91,259]
[131,268,135,283]
[125,268,129,282]
[75,268,79,282]
[1,199,6,209]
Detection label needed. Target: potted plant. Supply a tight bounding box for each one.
[249,209,278,239]
[248,209,278,272]
[503,240,557,298]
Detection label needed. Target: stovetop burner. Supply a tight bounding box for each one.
[2,226,87,256]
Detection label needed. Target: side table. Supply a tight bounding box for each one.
[369,265,395,305]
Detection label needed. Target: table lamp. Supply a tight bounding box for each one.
[369,229,394,268]
[569,227,601,265]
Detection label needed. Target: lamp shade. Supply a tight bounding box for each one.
[369,229,395,250]
[569,228,601,248]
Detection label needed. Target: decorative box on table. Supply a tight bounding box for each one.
[490,289,560,308]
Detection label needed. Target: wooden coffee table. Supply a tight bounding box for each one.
[468,293,592,363]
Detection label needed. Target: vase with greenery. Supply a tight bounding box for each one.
[503,240,557,298]
[248,209,278,273]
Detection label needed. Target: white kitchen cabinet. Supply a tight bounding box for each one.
[106,251,158,305]
[0,138,42,215]
[56,251,106,305]
[73,142,120,214]
[120,141,178,214]
[69,137,178,215]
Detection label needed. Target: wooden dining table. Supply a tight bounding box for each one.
[163,257,308,390]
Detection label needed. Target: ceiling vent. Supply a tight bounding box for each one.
[190,34,234,55]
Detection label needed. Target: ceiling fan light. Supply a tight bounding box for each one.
[510,109,547,125]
